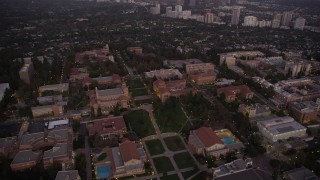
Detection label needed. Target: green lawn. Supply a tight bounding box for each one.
[130,88,149,97]
[145,139,165,156]
[160,174,179,180]
[182,168,199,179]
[124,110,155,138]
[128,79,145,89]
[153,156,174,173]
[164,136,186,152]
[173,152,195,169]
[155,103,187,132]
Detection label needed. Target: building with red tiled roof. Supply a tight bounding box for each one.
[87,116,127,137]
[82,74,122,88]
[188,127,229,157]
[107,141,147,178]
[119,141,142,163]
[217,85,254,102]
[70,68,89,81]
[153,79,195,102]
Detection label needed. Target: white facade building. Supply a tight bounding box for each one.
[257,116,307,143]
[243,16,257,27]
[294,17,306,30]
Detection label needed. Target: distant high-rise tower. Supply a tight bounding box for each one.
[281,11,293,27]
[231,6,240,25]
[272,12,282,28]
[294,17,306,30]
[243,16,257,27]
[166,6,172,16]
[175,5,183,12]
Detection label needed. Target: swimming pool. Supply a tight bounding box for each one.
[97,166,111,179]
[221,137,236,144]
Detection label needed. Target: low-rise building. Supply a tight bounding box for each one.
[214,168,272,180]
[289,101,318,123]
[228,65,245,75]
[188,127,229,157]
[108,141,147,178]
[11,150,41,171]
[217,85,254,102]
[43,143,72,168]
[186,63,216,85]
[37,95,63,105]
[213,159,252,178]
[83,74,122,87]
[215,78,235,86]
[39,83,69,94]
[219,51,265,66]
[70,68,89,81]
[13,128,73,171]
[153,79,194,102]
[238,104,271,118]
[31,105,64,118]
[145,69,183,80]
[186,63,215,74]
[190,73,216,85]
[87,116,127,137]
[95,83,128,109]
[55,170,81,180]
[257,116,307,143]
[284,166,319,180]
[272,78,320,107]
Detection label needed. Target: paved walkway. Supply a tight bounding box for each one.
[140,104,209,179]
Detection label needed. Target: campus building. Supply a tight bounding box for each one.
[55,170,81,180]
[188,127,229,157]
[87,116,127,138]
[289,101,319,123]
[217,85,254,102]
[186,63,216,85]
[108,141,147,178]
[213,159,253,178]
[238,104,271,118]
[257,116,307,143]
[153,79,194,102]
[145,69,183,80]
[31,104,64,118]
[39,83,69,94]
[284,166,319,180]
[11,128,73,171]
[83,74,122,87]
[95,84,129,109]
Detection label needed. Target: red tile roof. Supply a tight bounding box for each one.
[70,68,79,76]
[87,116,127,136]
[194,127,223,147]
[217,85,253,97]
[119,141,140,162]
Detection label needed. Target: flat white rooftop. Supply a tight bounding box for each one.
[258,116,306,136]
